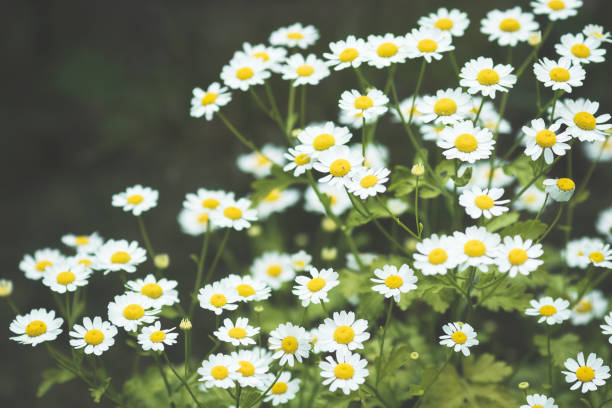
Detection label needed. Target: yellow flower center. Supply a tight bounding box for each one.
[127,194,144,204]
[354,95,374,110]
[198,212,209,224]
[575,300,592,313]
[237,361,255,377]
[326,193,338,206]
[201,92,218,106]
[339,48,359,62]
[235,67,254,80]
[464,240,486,257]
[211,365,229,380]
[256,153,270,166]
[574,112,597,130]
[433,98,458,116]
[549,67,570,82]
[236,284,255,297]
[150,330,166,343]
[417,39,438,53]
[548,0,565,10]
[56,271,76,286]
[454,133,478,153]
[434,18,454,30]
[525,194,536,203]
[557,178,575,191]
[140,283,163,299]
[296,64,315,77]
[223,206,242,220]
[75,236,90,246]
[294,153,310,165]
[307,277,326,292]
[25,320,47,337]
[287,31,303,40]
[589,251,604,263]
[571,43,591,58]
[35,260,53,271]
[210,294,227,308]
[535,129,557,147]
[281,336,299,353]
[111,251,131,264]
[334,363,355,379]
[477,69,500,86]
[84,329,105,345]
[377,42,399,58]
[271,382,288,394]
[313,133,335,151]
[474,195,495,210]
[428,248,448,265]
[333,325,355,344]
[499,18,521,32]
[360,174,378,188]
[508,248,528,265]
[228,327,247,339]
[202,198,220,209]
[78,258,92,266]
[266,265,283,277]
[264,189,281,202]
[539,305,557,316]
[123,304,145,320]
[385,274,403,289]
[576,366,595,382]
[451,331,467,344]
[252,51,269,61]
[329,159,351,177]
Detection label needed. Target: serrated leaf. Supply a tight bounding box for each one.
[486,212,520,232]
[478,280,531,312]
[534,333,581,367]
[463,353,512,383]
[89,377,111,403]
[500,220,547,240]
[37,368,76,397]
[504,156,535,187]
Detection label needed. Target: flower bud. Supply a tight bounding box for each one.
[518,381,530,390]
[528,31,541,46]
[0,279,13,297]
[247,225,262,237]
[411,163,425,177]
[410,352,420,360]
[179,318,192,331]
[321,247,337,261]
[291,128,301,138]
[254,305,264,313]
[154,254,170,269]
[321,217,337,232]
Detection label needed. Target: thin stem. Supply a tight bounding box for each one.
[353,67,372,90]
[408,59,427,126]
[536,203,564,244]
[235,384,241,408]
[246,369,284,408]
[415,176,421,237]
[549,90,562,125]
[515,22,554,78]
[363,382,391,408]
[383,64,397,95]
[286,83,296,136]
[203,229,230,285]
[217,112,273,163]
[320,301,329,316]
[473,96,486,125]
[162,351,203,408]
[547,324,553,389]
[189,225,212,318]
[5,297,19,314]
[154,353,176,408]
[299,85,306,128]
[361,117,367,165]
[413,351,452,408]
[375,196,420,239]
[375,301,393,387]
[448,51,460,75]
[65,293,72,329]
[137,215,158,268]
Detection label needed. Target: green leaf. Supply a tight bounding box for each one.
[451,167,472,187]
[250,166,302,204]
[504,155,535,187]
[534,333,581,367]
[37,368,76,397]
[345,199,390,228]
[500,220,547,240]
[478,280,531,313]
[463,353,512,384]
[159,305,180,319]
[89,377,111,403]
[486,212,520,232]
[572,189,589,205]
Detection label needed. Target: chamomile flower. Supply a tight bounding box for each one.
[68,254,95,269]
[94,239,146,274]
[587,242,612,269]
[281,54,329,86]
[284,148,313,176]
[459,186,509,219]
[525,297,571,325]
[418,7,470,37]
[351,143,390,169]
[437,120,495,163]
[107,293,160,332]
[469,160,515,189]
[211,196,258,231]
[233,43,287,72]
[269,322,311,367]
[198,282,239,315]
[231,349,270,388]
[584,137,612,162]
[324,35,367,70]
[556,33,606,65]
[405,28,454,62]
[521,394,558,408]
[256,188,300,219]
[564,237,602,269]
[292,267,339,307]
[313,145,363,187]
[392,96,425,124]
[177,208,214,236]
[296,122,353,156]
[251,252,295,290]
[19,248,65,281]
[9,308,63,347]
[531,0,582,20]
[601,312,612,344]
[543,177,576,202]
[513,184,548,213]
[198,353,240,389]
[236,144,285,179]
[413,234,460,275]
[214,317,260,347]
[439,322,479,356]
[126,274,179,308]
[418,88,472,125]
[453,226,501,272]
[371,264,418,302]
[475,100,513,134]
[570,290,608,325]
[269,23,319,49]
[338,89,389,121]
[562,352,610,393]
[523,118,571,164]
[221,274,271,302]
[263,372,300,406]
[42,262,91,293]
[480,7,540,47]
[304,183,352,216]
[183,188,232,212]
[138,321,178,351]
[316,311,370,352]
[338,108,376,129]
[347,167,390,199]
[495,236,544,277]
[319,349,369,395]
[365,33,408,68]
[290,250,312,273]
[111,185,158,216]
[190,83,231,120]
[69,316,117,355]
[420,121,447,141]
[459,57,516,98]
[556,98,612,142]
[0,279,13,297]
[583,24,612,43]
[596,206,612,241]
[220,56,270,91]
[61,232,103,254]
[533,57,585,93]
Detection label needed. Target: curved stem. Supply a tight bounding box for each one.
[189,225,211,318]
[246,369,284,408]
[154,353,175,408]
[536,203,564,244]
[162,351,202,408]
[375,301,393,387]
[137,215,158,271]
[203,229,230,285]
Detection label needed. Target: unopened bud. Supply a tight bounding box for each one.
[294,233,309,247]
[411,163,425,177]
[247,225,262,237]
[410,352,420,360]
[404,238,418,252]
[291,128,301,138]
[0,279,13,297]
[528,31,541,46]
[321,217,337,232]
[179,318,192,331]
[321,247,337,261]
[518,381,530,390]
[254,305,264,313]
[154,254,170,269]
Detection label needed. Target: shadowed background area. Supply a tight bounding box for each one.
[1,0,610,406]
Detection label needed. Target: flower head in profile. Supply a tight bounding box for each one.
[256,188,300,219]
[112,185,158,216]
[525,297,570,325]
[562,352,610,393]
[543,177,575,202]
[319,349,369,395]
[583,24,612,43]
[9,308,63,347]
[418,7,470,37]
[190,83,231,120]
[19,248,65,281]
[61,232,103,254]
[296,121,353,157]
[371,264,418,302]
[439,322,479,356]
[236,144,285,179]
[69,316,117,355]
[601,312,612,344]
[269,23,319,49]
[233,42,287,72]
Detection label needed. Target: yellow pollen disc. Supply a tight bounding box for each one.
[578,251,584,256]
[549,67,570,82]
[236,67,254,80]
[287,31,303,40]
[477,69,500,86]
[525,194,536,203]
[202,198,220,209]
[56,271,76,285]
[576,366,595,382]
[535,129,557,147]
[26,320,47,337]
[271,382,288,394]
[385,274,403,289]
[417,39,438,53]
[256,153,270,166]
[539,305,557,316]
[428,248,448,265]
[123,304,144,320]
[75,236,90,246]
[294,153,310,165]
[451,331,467,344]
[333,325,355,344]
[474,195,495,210]
[377,42,399,57]
[198,212,209,224]
[313,133,335,150]
[264,189,281,202]
[307,277,326,292]
[330,159,351,177]
[464,240,486,257]
[150,330,166,343]
[281,336,299,353]
[548,0,565,10]
[228,327,247,339]
[36,260,53,271]
[237,361,255,377]
[589,251,604,263]
[201,92,218,106]
[252,51,269,61]
[339,47,359,62]
[574,112,597,130]
[326,193,338,205]
[211,365,229,380]
[434,18,454,30]
[296,64,314,77]
[78,259,92,266]
[127,194,144,204]
[454,133,478,153]
[571,43,591,58]
[360,174,378,188]
[576,300,592,313]
[141,283,163,299]
[111,251,131,264]
[210,294,227,307]
[433,98,458,116]
[236,284,255,297]
[499,18,521,32]
[267,264,283,277]
[354,95,374,110]
[223,206,242,220]
[84,329,104,345]
[294,260,305,268]
[334,363,355,379]
[508,248,528,265]
[557,178,575,191]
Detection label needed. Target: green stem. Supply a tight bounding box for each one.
[299,85,306,128]
[162,351,203,408]
[536,203,564,244]
[375,196,420,239]
[65,293,72,329]
[473,96,486,125]
[353,67,372,90]
[154,353,175,408]
[383,64,397,95]
[189,225,212,318]
[363,382,391,408]
[5,297,19,314]
[184,329,191,377]
[376,301,393,387]
[217,111,274,163]
[246,369,284,408]
[137,215,158,269]
[362,117,367,165]
[413,351,452,408]
[415,176,421,237]
[448,51,460,75]
[286,82,296,136]
[203,229,230,285]
[547,324,553,389]
[408,59,427,126]
[235,384,242,408]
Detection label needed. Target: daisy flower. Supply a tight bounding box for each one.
[420,121,447,141]
[556,98,612,142]
[107,293,159,332]
[313,145,363,187]
[364,33,408,68]
[459,57,516,98]
[198,353,240,389]
[304,183,352,216]
[480,7,540,47]
[284,148,312,176]
[583,24,612,43]
[413,234,460,275]
[520,394,558,408]
[190,83,231,120]
[220,56,270,91]
[584,137,612,162]
[296,121,353,156]
[183,188,232,212]
[69,316,117,355]
[351,143,390,168]
[346,167,390,199]
[475,100,513,134]
[320,349,369,395]
[562,352,610,393]
[459,186,509,219]
[177,208,214,236]
[564,237,602,269]
[404,28,454,63]
[523,118,571,164]
[338,107,376,129]
[280,53,329,86]
[437,120,495,163]
[392,96,425,124]
[418,88,472,124]
[371,264,418,302]
[290,250,312,273]
[453,226,501,272]
[256,188,300,219]
[220,274,271,302]
[61,232,103,254]
[292,267,339,307]
[439,322,479,356]
[512,185,548,213]
[233,42,287,72]
[0,279,13,297]
[236,144,285,179]
[269,23,319,49]
[19,248,65,280]
[9,308,63,347]
[587,242,612,269]
[138,321,178,351]
[126,274,179,308]
[94,239,146,274]
[250,251,295,290]
[211,196,258,231]
[462,160,515,189]
[418,7,470,37]
[263,372,300,406]
[68,253,95,269]
[324,35,367,70]
[42,262,92,293]
[525,296,571,325]
[231,349,270,388]
[495,235,544,277]
[198,281,239,315]
[596,206,612,241]
[555,33,606,65]
[214,317,260,347]
[338,88,389,121]
[601,312,612,344]
[531,0,582,20]
[268,322,311,367]
[316,310,370,352]
[111,185,158,216]
[570,290,608,325]
[543,177,575,202]
[533,57,585,93]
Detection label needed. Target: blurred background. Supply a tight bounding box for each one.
[1,0,610,406]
